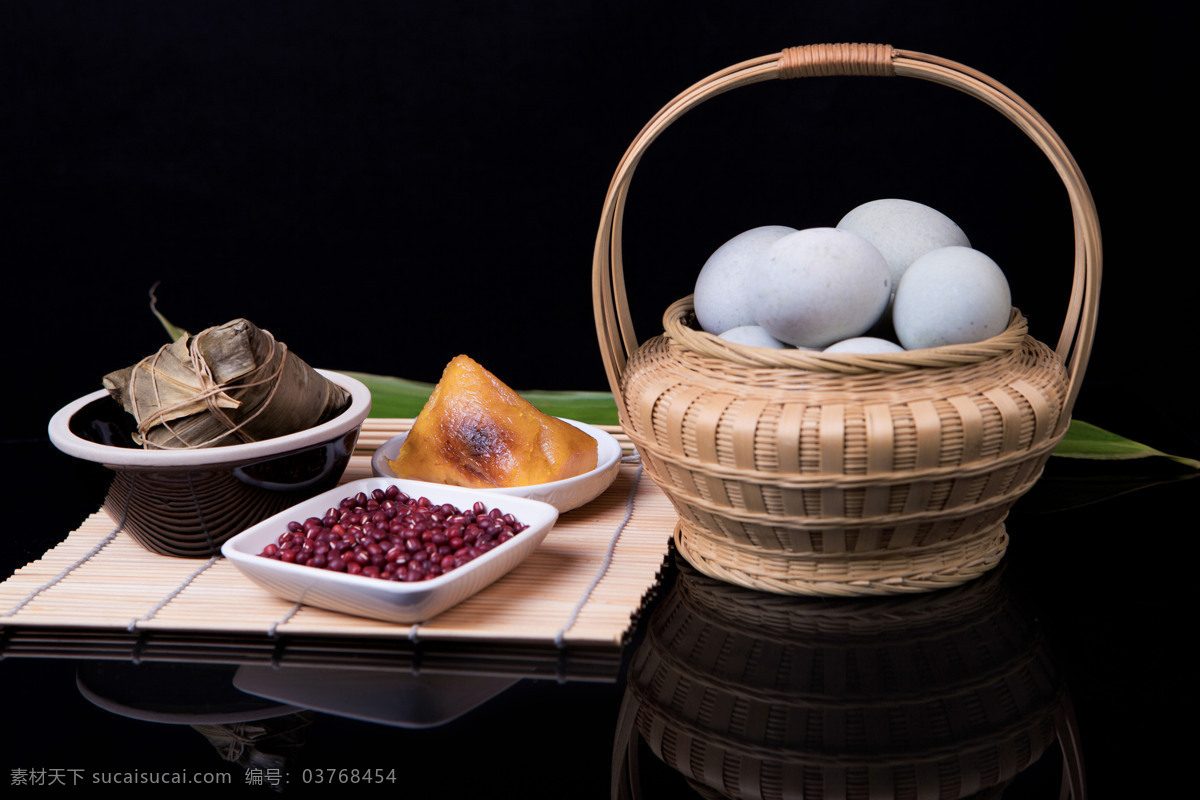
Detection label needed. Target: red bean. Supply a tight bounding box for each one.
[258,485,528,582]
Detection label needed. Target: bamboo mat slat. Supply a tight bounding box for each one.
[0,420,675,652]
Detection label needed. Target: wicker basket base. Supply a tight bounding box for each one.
[674,519,1009,597]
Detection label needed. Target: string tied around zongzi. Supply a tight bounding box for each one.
[102,319,349,450]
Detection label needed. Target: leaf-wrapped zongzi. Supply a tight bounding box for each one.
[103,319,348,449]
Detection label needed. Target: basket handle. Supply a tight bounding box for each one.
[592,43,1101,434]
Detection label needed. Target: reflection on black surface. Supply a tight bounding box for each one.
[59,654,616,796]
[1017,453,1200,514]
[76,662,314,786]
[614,556,1083,799]
[231,665,521,729]
[75,662,301,723]
[191,716,313,788]
[75,659,523,734]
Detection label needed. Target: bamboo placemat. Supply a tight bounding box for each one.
[0,420,676,676]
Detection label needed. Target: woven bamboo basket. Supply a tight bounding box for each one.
[592,44,1101,597]
[611,559,1085,799]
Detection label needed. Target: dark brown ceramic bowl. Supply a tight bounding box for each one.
[48,370,371,558]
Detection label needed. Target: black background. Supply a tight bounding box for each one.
[1,2,1195,797]
[3,1,1194,446]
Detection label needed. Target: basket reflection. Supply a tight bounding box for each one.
[613,554,1084,799]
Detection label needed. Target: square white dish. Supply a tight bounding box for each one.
[221,477,559,624]
[370,418,622,513]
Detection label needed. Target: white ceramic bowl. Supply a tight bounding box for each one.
[47,370,372,557]
[222,477,560,624]
[370,418,622,513]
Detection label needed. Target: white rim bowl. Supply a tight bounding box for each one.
[48,369,372,467]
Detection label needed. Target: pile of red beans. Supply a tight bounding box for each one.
[256,484,528,582]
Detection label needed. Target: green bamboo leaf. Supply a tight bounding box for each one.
[1054,419,1199,468]
[502,389,623,425]
[342,372,622,426]
[343,373,437,418]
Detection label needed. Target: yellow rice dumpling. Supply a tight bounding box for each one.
[388,355,597,488]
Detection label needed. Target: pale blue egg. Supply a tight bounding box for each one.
[749,228,891,348]
[823,336,906,354]
[718,325,790,349]
[837,199,970,291]
[893,246,1012,349]
[694,225,796,334]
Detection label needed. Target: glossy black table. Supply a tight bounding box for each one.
[3,383,1194,798]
